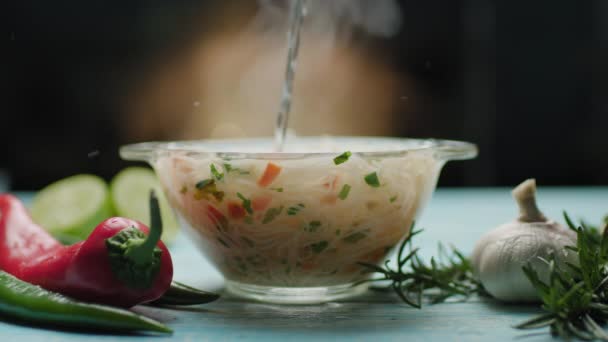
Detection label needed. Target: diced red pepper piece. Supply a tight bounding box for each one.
[207,204,228,231]
[227,201,246,219]
[257,162,282,187]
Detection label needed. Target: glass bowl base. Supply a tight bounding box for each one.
[225,281,369,304]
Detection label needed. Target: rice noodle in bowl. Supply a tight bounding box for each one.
[121,136,477,303]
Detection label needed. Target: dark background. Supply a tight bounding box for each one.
[3,0,607,190]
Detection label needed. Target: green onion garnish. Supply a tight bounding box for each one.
[338,184,351,200]
[342,232,367,243]
[224,163,250,175]
[333,151,352,165]
[210,164,224,181]
[364,172,381,188]
[237,192,253,215]
[310,241,329,254]
[287,203,305,216]
[262,206,284,224]
[196,179,214,189]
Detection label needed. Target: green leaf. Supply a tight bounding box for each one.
[564,211,578,231]
[513,313,556,330]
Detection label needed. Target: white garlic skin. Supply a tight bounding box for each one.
[472,220,577,302]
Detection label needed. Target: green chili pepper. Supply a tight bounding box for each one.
[0,271,171,333]
[149,281,220,306]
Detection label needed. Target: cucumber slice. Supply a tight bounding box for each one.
[110,167,179,244]
[31,174,113,244]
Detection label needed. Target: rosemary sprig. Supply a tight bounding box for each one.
[357,224,486,308]
[515,212,608,341]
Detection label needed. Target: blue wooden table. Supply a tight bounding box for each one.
[3,187,607,341]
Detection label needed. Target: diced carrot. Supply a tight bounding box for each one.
[252,195,272,211]
[227,201,246,219]
[257,162,282,187]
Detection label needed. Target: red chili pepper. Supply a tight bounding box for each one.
[0,192,173,308]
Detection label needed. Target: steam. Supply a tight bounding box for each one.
[253,0,402,41]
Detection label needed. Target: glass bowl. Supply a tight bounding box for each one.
[120,137,477,304]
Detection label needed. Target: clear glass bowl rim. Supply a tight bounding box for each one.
[120,136,478,162]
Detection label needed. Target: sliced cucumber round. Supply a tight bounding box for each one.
[31,174,113,244]
[110,167,179,244]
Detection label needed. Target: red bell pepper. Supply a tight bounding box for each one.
[0,192,173,308]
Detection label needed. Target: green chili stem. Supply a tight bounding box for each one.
[125,191,163,265]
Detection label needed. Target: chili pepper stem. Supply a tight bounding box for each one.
[124,191,163,265]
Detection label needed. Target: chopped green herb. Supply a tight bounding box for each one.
[304,221,322,232]
[338,184,351,200]
[389,195,398,203]
[180,185,188,194]
[237,192,253,215]
[333,151,352,165]
[223,163,250,175]
[287,205,303,216]
[342,232,367,243]
[217,237,230,248]
[210,164,224,181]
[310,241,329,254]
[270,187,284,193]
[196,179,214,189]
[262,206,284,224]
[364,172,381,187]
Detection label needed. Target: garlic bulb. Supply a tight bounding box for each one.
[471,179,578,302]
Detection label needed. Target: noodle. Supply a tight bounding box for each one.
[155,146,440,287]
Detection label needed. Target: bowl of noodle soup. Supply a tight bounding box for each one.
[121,137,477,303]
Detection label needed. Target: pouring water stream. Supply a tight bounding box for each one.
[274,0,307,151]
